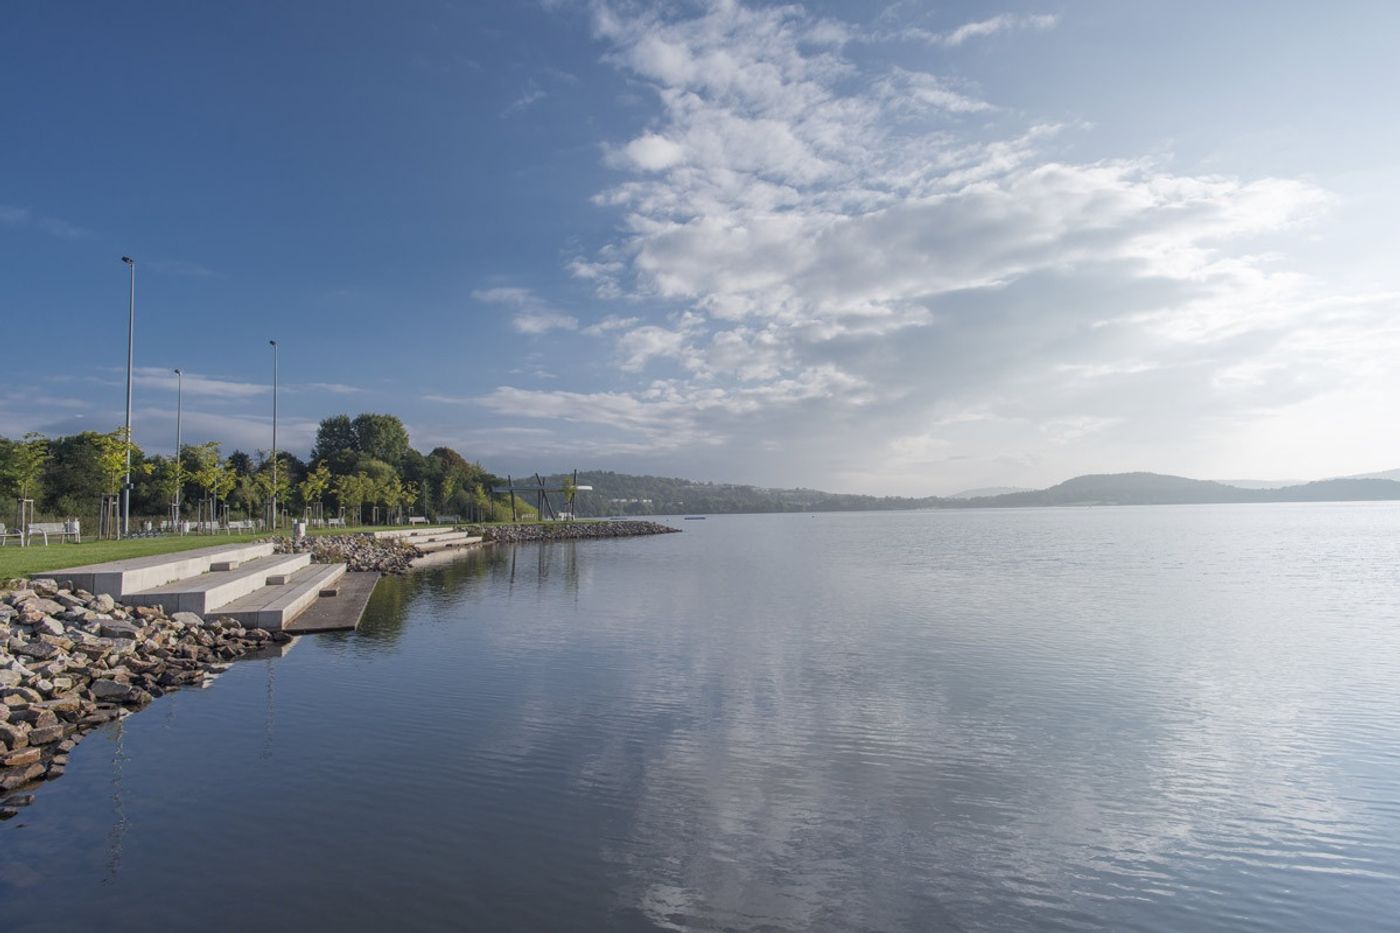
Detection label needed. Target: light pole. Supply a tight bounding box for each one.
[269,340,278,531]
[173,368,183,525]
[119,256,137,537]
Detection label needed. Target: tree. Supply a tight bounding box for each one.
[40,432,107,517]
[255,455,291,521]
[562,475,577,519]
[155,456,184,515]
[190,442,229,520]
[380,474,404,524]
[94,427,149,497]
[312,414,358,463]
[352,413,410,466]
[227,449,254,476]
[299,462,331,515]
[1,432,49,502]
[335,472,371,525]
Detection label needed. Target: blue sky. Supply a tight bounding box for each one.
[4,1,1398,494]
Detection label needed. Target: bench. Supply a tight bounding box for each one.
[0,523,24,546]
[408,516,429,525]
[326,517,346,527]
[227,519,257,532]
[436,514,461,524]
[26,520,81,545]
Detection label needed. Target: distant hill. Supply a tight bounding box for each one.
[535,469,1400,516]
[1343,467,1400,483]
[953,473,1400,507]
[1216,467,1400,488]
[538,471,938,516]
[948,486,1032,499]
[1214,478,1304,490]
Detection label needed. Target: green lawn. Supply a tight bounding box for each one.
[0,523,434,581]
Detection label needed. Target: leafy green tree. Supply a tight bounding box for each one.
[41,432,106,517]
[1,432,49,503]
[190,442,231,520]
[299,462,331,515]
[311,414,358,463]
[335,472,371,525]
[155,456,184,514]
[227,449,255,476]
[255,455,291,516]
[352,413,410,466]
[94,427,150,497]
[380,474,404,523]
[562,476,577,518]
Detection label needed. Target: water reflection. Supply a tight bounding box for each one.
[4,508,1400,932]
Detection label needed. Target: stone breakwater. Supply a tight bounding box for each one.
[0,578,288,815]
[274,534,422,574]
[466,521,681,543]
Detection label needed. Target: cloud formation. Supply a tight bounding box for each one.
[457,1,1392,492]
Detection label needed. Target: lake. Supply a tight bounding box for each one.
[4,504,1400,931]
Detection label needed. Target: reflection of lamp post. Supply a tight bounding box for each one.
[121,256,136,537]
[173,368,183,523]
[269,340,278,530]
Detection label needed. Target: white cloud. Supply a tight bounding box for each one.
[473,286,580,334]
[937,13,1059,47]
[503,82,547,115]
[131,367,267,399]
[617,133,687,171]
[0,204,90,239]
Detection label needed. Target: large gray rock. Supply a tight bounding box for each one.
[0,761,45,791]
[0,722,26,751]
[89,593,115,614]
[89,679,136,702]
[99,620,141,639]
[27,725,64,745]
[36,617,65,637]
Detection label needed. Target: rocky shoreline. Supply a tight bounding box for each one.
[465,520,681,543]
[274,533,422,574]
[1,578,289,816]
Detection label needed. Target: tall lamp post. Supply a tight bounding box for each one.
[173,368,183,526]
[121,256,136,537]
[269,340,278,531]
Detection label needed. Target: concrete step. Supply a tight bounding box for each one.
[215,563,348,631]
[415,535,484,553]
[371,526,453,540]
[402,529,472,544]
[49,542,277,599]
[123,552,313,615]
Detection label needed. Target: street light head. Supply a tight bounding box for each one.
[173,368,181,375]
[269,339,277,347]
[121,256,134,265]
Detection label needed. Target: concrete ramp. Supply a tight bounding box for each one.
[283,571,379,633]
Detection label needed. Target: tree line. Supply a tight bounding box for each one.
[0,412,535,528]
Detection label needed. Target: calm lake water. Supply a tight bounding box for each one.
[4,504,1400,931]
